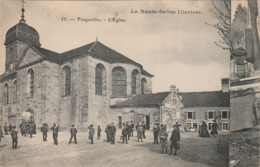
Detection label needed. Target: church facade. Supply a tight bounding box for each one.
[0,16,155,129]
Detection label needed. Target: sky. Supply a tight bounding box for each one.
[0,0,230,93]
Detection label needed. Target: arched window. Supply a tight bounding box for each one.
[13,81,17,103]
[141,78,147,94]
[95,64,106,95]
[112,67,126,97]
[132,70,139,95]
[4,84,9,105]
[27,69,34,97]
[63,66,71,96]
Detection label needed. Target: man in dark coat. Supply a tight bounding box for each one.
[110,122,116,144]
[41,123,48,141]
[28,122,34,138]
[126,122,130,140]
[51,123,59,145]
[69,124,77,144]
[97,126,101,140]
[153,123,160,144]
[130,121,134,137]
[8,123,12,134]
[210,120,218,138]
[159,125,168,154]
[0,126,3,144]
[4,123,8,135]
[122,124,128,144]
[11,126,18,149]
[105,124,111,142]
[169,125,180,156]
[88,124,95,144]
[142,121,146,139]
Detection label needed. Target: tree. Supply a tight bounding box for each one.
[248,0,260,69]
[206,0,233,56]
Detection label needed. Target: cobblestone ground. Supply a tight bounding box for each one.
[0,130,228,167]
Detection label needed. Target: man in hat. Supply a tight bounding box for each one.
[28,122,34,138]
[41,123,48,142]
[8,123,12,134]
[88,124,95,144]
[159,125,168,154]
[122,124,128,144]
[231,47,254,82]
[126,122,131,140]
[169,125,180,156]
[4,123,8,135]
[142,121,146,139]
[110,122,116,144]
[51,123,59,145]
[210,120,218,138]
[105,124,111,142]
[69,124,77,144]
[130,121,134,137]
[11,126,18,149]
[97,125,101,140]
[137,122,143,142]
[153,123,160,144]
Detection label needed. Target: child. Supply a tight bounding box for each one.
[97,126,101,140]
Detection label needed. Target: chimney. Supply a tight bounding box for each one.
[221,78,229,92]
[170,85,176,92]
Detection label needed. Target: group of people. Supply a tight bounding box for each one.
[199,120,218,138]
[1,121,182,156]
[0,124,19,149]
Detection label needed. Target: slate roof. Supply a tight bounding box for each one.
[141,69,154,77]
[111,92,171,107]
[180,91,230,107]
[34,46,61,62]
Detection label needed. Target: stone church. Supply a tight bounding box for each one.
[0,9,184,129]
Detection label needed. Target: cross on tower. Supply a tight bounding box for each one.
[20,0,26,23]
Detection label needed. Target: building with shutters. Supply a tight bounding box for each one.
[0,9,154,129]
[110,85,184,131]
[180,79,230,132]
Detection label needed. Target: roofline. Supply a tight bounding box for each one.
[110,103,160,108]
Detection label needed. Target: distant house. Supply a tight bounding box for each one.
[180,79,230,132]
[110,85,184,130]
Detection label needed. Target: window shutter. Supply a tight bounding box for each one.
[214,111,217,119]
[204,112,207,120]
[185,112,188,119]
[218,111,221,120]
[193,112,196,120]
[228,111,230,119]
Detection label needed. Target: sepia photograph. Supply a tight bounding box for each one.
[0,0,255,167]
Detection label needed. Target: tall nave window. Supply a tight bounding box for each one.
[63,66,71,96]
[112,67,126,97]
[4,83,9,105]
[132,70,139,95]
[95,64,106,95]
[27,69,34,97]
[13,81,17,103]
[141,78,147,94]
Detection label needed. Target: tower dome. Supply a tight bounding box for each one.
[4,22,41,46]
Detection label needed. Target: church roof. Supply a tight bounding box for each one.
[60,41,143,68]
[180,91,230,108]
[5,22,41,46]
[111,92,171,107]
[141,69,154,77]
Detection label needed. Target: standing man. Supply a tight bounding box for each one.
[105,124,111,142]
[11,126,18,149]
[28,122,34,138]
[153,123,160,144]
[142,121,146,139]
[51,123,59,145]
[159,125,168,154]
[4,123,8,135]
[41,123,48,142]
[0,126,3,144]
[122,124,128,144]
[69,124,77,144]
[110,122,116,144]
[97,126,101,140]
[169,125,180,156]
[88,124,95,144]
[130,121,134,137]
[137,123,143,142]
[8,123,12,134]
[210,120,218,138]
[126,122,130,140]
